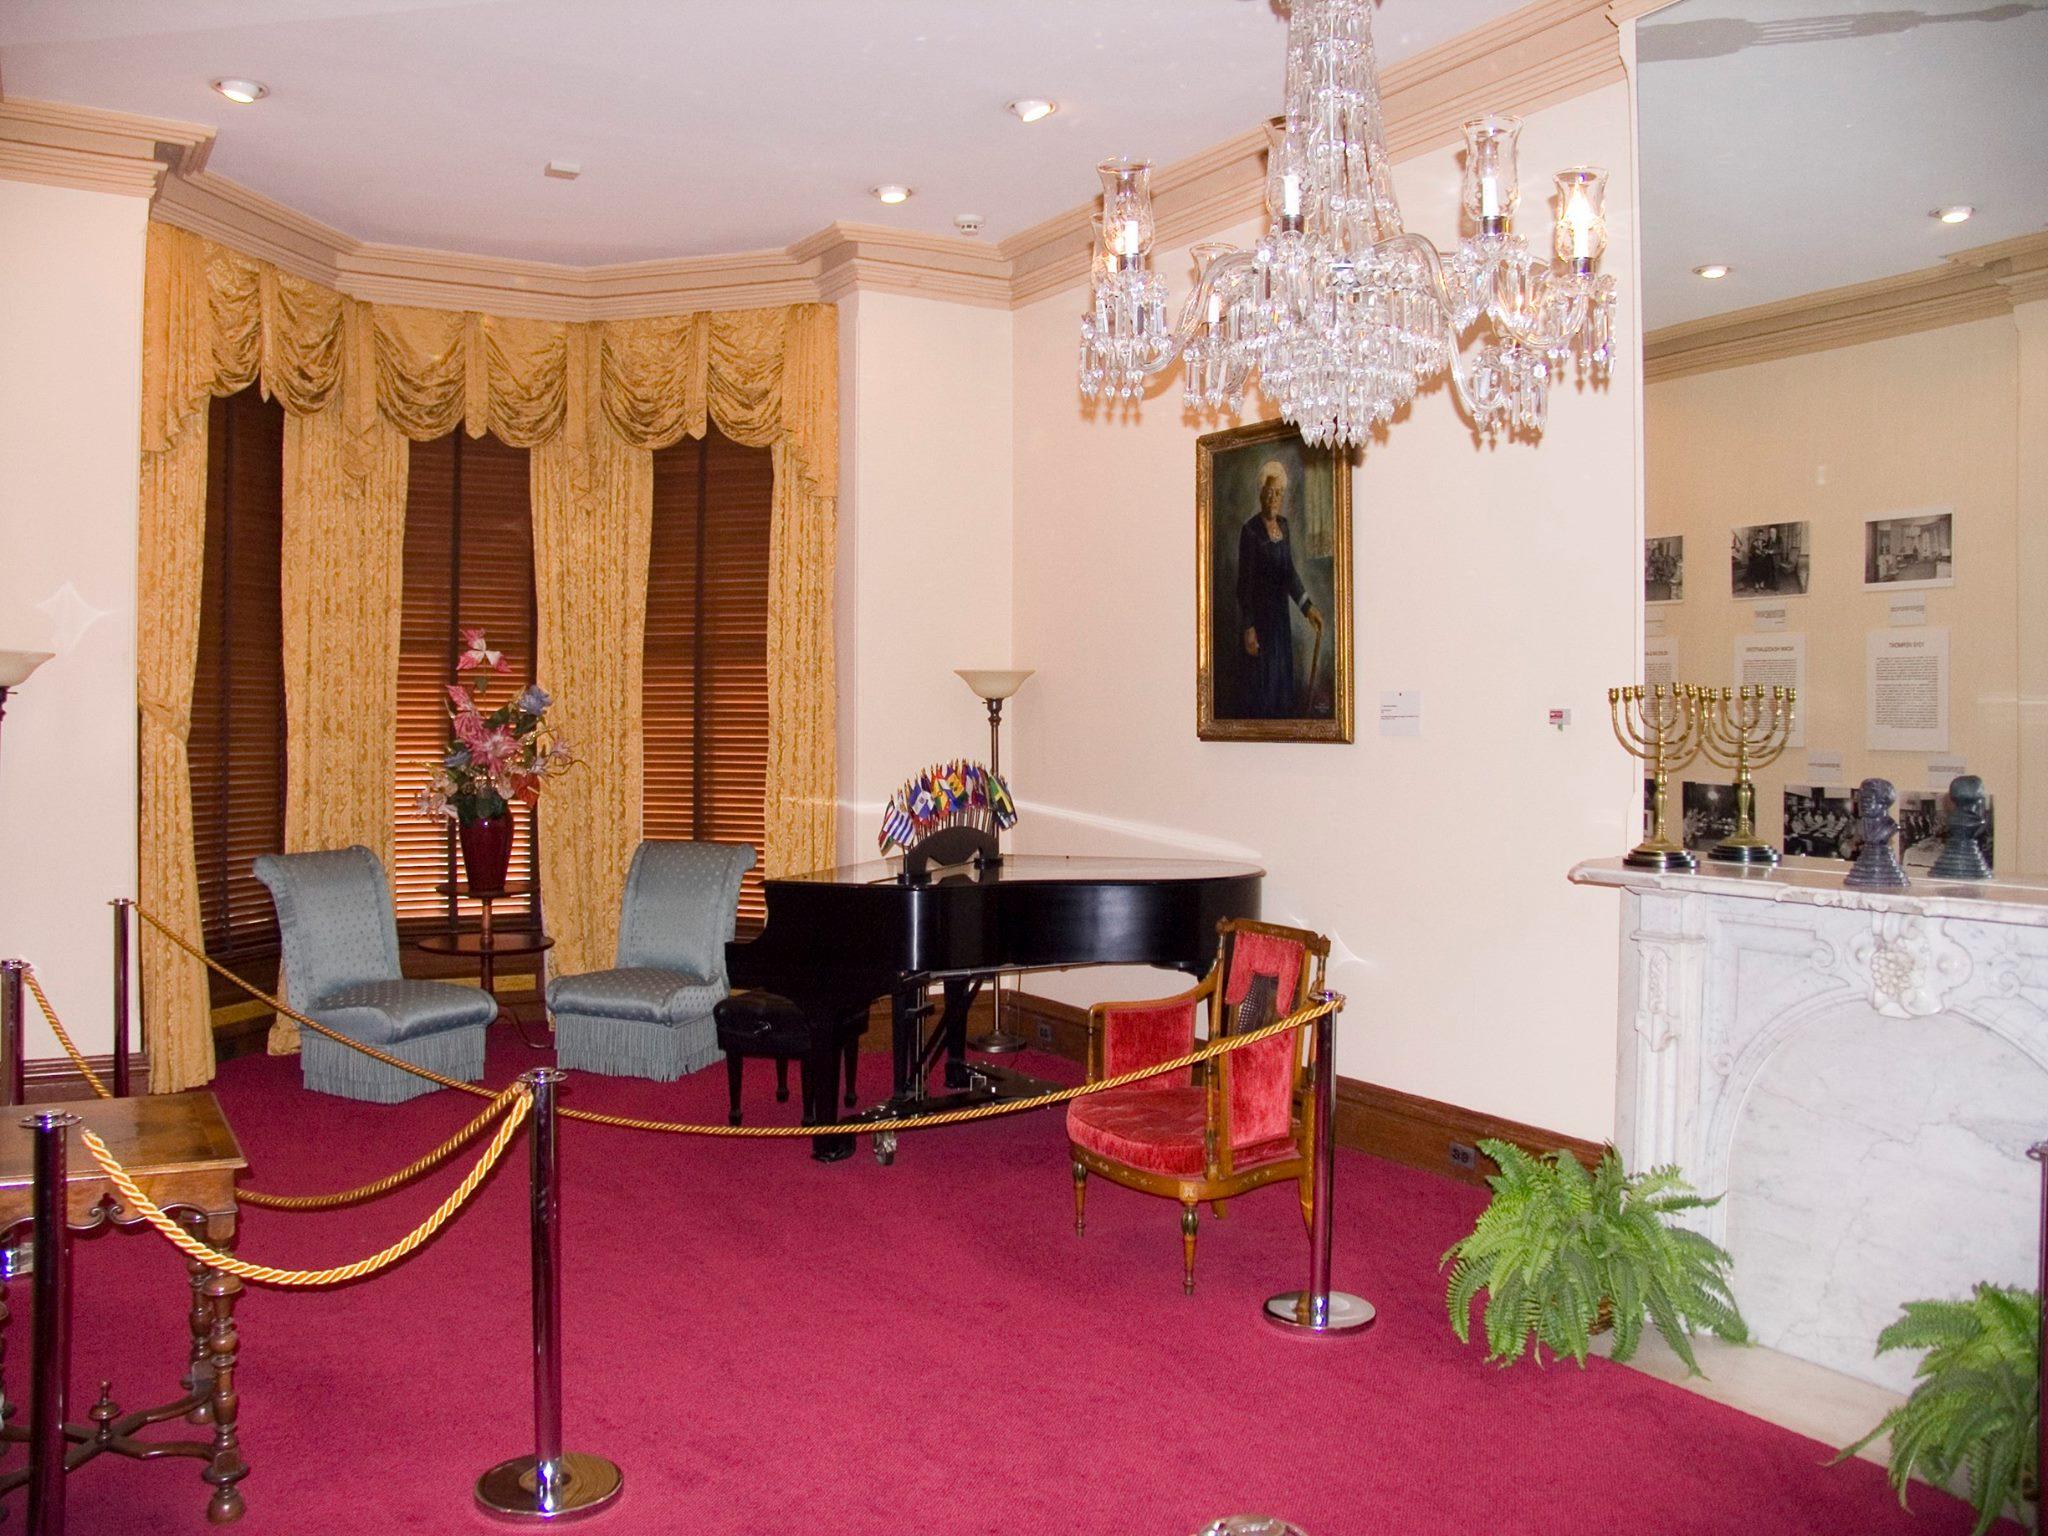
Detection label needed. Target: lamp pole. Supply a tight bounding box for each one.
[954,670,1034,1054]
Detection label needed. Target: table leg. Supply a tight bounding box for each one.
[199,1216,246,1524]
[181,1211,214,1422]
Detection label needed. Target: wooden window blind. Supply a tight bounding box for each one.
[190,387,287,978]
[644,428,773,933]
[391,431,539,932]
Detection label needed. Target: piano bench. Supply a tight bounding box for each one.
[713,991,867,1137]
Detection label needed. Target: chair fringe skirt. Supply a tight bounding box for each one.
[302,1025,487,1104]
[553,1012,719,1083]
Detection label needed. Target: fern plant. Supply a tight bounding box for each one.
[1441,1140,1747,1372]
[1839,1284,2039,1536]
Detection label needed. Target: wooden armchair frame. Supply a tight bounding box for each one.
[1070,917,1331,1293]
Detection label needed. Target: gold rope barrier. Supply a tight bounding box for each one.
[24,962,529,1210]
[133,904,1335,1137]
[21,965,110,1100]
[237,1083,528,1211]
[78,1087,532,1288]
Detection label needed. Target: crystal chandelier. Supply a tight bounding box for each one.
[1077,0,1617,448]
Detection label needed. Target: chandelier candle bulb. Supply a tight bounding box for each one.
[1075,0,1615,446]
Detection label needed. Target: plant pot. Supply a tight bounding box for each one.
[458,812,514,895]
[1592,1298,1614,1336]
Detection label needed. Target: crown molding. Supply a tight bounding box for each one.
[0,96,212,198]
[5,0,1624,317]
[1643,232,2048,383]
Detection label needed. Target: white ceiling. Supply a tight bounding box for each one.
[0,0,1529,266]
[1638,0,2048,330]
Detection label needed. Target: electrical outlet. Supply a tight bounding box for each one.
[1035,1021,1054,1045]
[1449,1142,1478,1170]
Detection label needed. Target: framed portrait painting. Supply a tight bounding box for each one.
[1196,419,1353,742]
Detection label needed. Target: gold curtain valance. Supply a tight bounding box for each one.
[139,223,838,499]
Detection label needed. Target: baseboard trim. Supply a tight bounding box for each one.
[19,1050,154,1104]
[1006,990,1602,1188]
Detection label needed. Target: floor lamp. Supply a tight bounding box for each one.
[954,668,1033,1054]
[0,651,52,1281]
[0,650,53,768]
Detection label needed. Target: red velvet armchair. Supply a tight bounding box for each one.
[1066,919,1330,1294]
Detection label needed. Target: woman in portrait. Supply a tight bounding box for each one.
[1236,459,1324,717]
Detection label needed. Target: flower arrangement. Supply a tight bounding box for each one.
[878,759,1017,855]
[413,629,577,826]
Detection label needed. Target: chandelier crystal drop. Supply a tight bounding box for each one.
[1076,0,1617,448]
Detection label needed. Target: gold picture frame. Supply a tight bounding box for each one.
[1196,418,1354,742]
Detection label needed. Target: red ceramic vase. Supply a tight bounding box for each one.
[457,812,514,895]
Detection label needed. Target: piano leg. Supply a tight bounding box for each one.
[941,976,981,1089]
[802,1039,854,1164]
[891,979,928,1103]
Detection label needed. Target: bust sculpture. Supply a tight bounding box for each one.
[1844,777,1909,890]
[1929,774,1993,881]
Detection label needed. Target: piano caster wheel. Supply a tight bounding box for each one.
[873,1131,897,1166]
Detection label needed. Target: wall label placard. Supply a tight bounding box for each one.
[1866,627,1949,752]
[1736,633,1806,748]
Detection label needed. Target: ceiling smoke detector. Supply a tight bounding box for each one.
[954,213,985,237]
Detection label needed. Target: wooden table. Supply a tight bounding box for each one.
[0,1092,248,1525]
[421,880,552,1045]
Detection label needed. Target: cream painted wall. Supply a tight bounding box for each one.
[1645,318,2028,868]
[1009,83,1641,1141]
[835,289,1016,865]
[2016,302,2048,874]
[0,177,148,1058]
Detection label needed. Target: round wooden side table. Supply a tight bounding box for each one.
[418,881,552,1047]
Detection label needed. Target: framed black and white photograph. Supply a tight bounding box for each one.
[1782,784,1854,860]
[1680,781,1736,852]
[1645,535,1684,604]
[1730,521,1811,598]
[1195,418,1354,742]
[1863,510,1954,589]
[1899,788,1994,873]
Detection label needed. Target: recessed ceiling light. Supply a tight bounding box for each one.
[1693,263,1731,280]
[1009,99,1058,124]
[210,78,268,105]
[872,184,912,205]
[1933,204,1974,225]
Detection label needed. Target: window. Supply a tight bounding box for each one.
[644,428,773,932]
[391,432,539,930]
[189,387,286,988]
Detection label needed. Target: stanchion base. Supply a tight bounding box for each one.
[1263,1290,1375,1336]
[475,1452,623,1522]
[969,1028,1027,1054]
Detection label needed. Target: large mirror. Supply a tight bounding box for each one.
[1636,0,2048,876]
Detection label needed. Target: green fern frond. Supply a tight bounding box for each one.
[1440,1144,1745,1374]
[1838,1283,2039,1536]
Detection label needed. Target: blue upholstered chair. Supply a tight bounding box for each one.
[548,840,756,1082]
[252,846,495,1103]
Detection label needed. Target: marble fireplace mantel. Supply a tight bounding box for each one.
[1571,856,2048,1389]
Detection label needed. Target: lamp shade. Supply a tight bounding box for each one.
[955,669,1034,703]
[0,651,53,688]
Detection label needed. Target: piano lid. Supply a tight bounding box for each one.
[772,853,1265,888]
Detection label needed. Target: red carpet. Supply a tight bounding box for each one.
[33,1033,2015,1535]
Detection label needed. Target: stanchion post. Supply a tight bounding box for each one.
[475,1069,622,1522]
[2031,1141,2045,1517]
[1264,992,1374,1336]
[110,900,133,1099]
[1,961,25,1109]
[26,1111,79,1536]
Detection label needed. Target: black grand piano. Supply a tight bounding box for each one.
[725,855,1262,1161]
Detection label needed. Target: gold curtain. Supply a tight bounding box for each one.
[139,223,839,1076]
[531,428,654,978]
[270,402,410,1052]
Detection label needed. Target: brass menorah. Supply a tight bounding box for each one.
[1609,684,1703,870]
[1696,685,1795,865]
